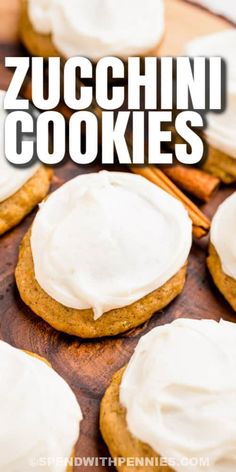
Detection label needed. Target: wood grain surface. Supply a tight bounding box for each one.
[0,1,235,471]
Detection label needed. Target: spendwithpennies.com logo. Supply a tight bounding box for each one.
[29,455,210,468]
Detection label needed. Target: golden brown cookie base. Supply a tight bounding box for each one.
[66,457,73,472]
[0,167,52,236]
[202,147,236,184]
[20,0,162,60]
[100,367,173,472]
[25,349,51,367]
[25,351,74,472]
[207,243,236,311]
[15,229,187,338]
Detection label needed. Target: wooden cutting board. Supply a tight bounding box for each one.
[0,1,234,471]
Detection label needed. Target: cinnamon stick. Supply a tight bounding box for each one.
[130,166,210,238]
[162,165,220,202]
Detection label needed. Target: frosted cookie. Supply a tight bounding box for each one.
[186,30,236,183]
[101,318,236,472]
[20,0,164,61]
[207,191,236,310]
[0,90,52,235]
[0,340,82,472]
[15,171,192,338]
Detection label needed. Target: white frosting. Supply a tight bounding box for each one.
[0,340,82,472]
[211,191,236,280]
[204,93,236,158]
[28,0,165,60]
[120,318,236,471]
[30,171,192,320]
[0,90,40,203]
[186,30,236,158]
[186,30,236,90]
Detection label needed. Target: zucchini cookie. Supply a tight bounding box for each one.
[186,30,236,183]
[101,318,236,471]
[20,0,164,61]
[0,340,82,472]
[0,90,52,235]
[207,192,236,310]
[0,166,52,236]
[16,171,192,338]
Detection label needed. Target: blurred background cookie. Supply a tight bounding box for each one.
[186,30,236,183]
[0,90,52,236]
[20,0,165,61]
